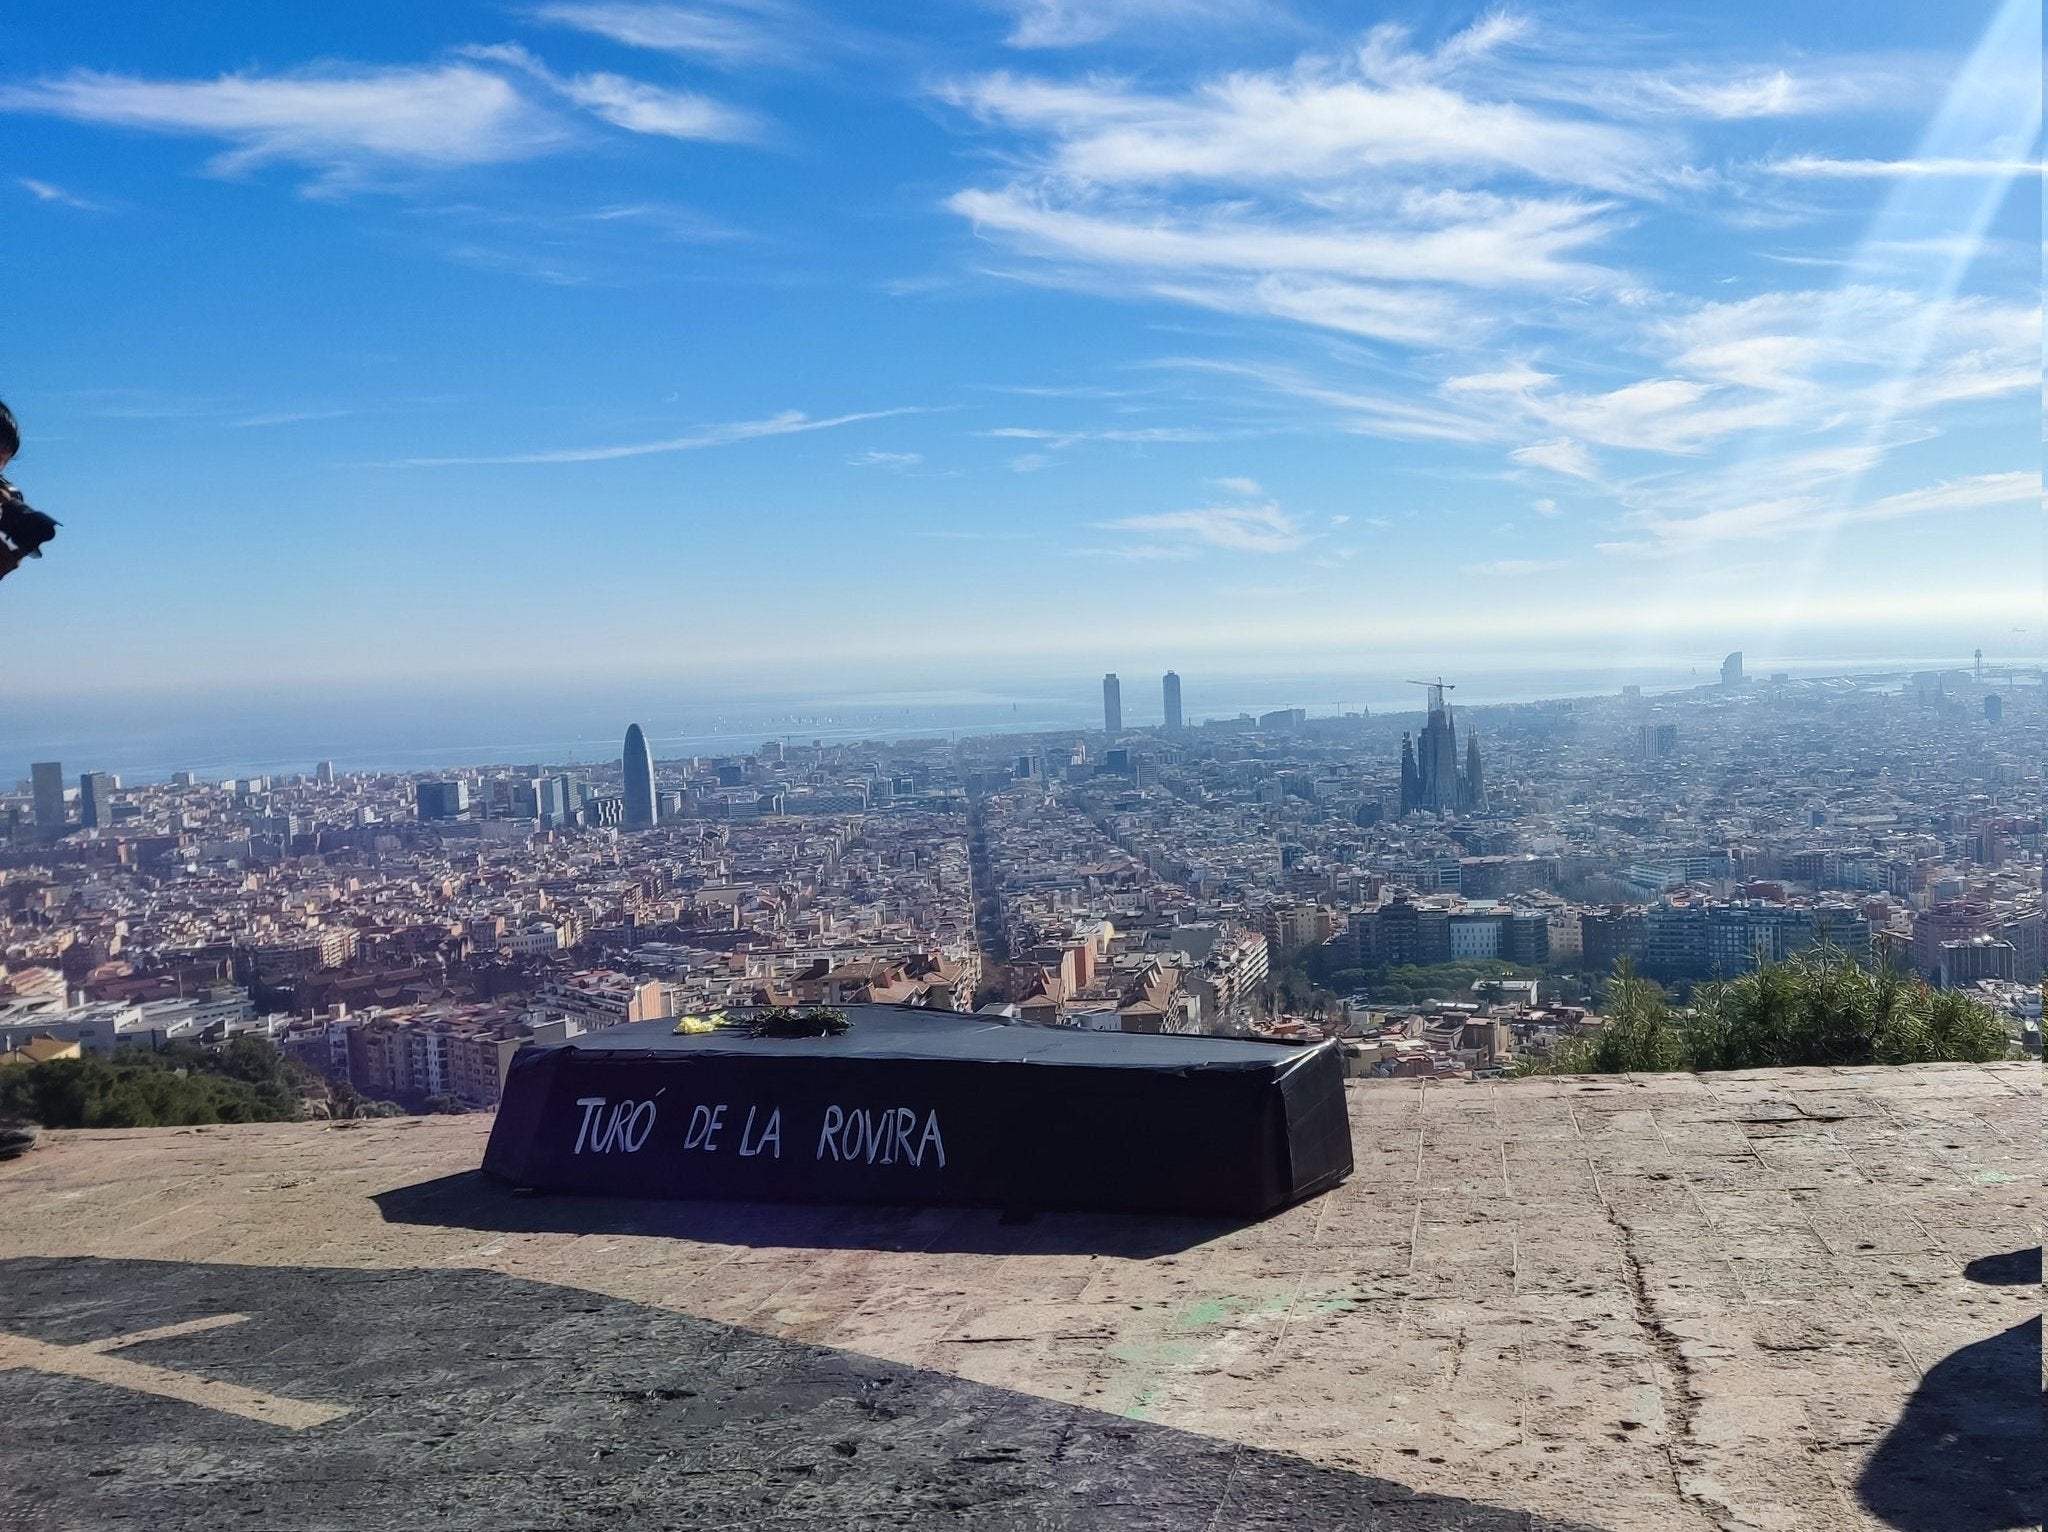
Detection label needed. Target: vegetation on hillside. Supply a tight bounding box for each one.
[1537,954,2014,1075]
[0,1036,313,1128]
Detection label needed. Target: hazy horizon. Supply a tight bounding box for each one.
[4,646,2031,786]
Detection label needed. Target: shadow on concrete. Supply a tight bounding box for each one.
[0,1254,1604,1532]
[1961,1248,2040,1287]
[374,1168,1246,1258]
[1856,1246,2043,1532]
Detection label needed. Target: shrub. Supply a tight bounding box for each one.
[0,1037,308,1128]
[1548,952,2014,1075]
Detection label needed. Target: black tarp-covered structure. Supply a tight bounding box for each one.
[483,1007,1353,1218]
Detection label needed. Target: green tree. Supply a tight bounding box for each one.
[1552,961,1687,1073]
[0,1038,312,1129]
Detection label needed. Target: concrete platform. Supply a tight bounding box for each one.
[1,1063,2038,1530]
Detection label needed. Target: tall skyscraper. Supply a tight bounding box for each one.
[1102,674,1122,736]
[416,780,469,820]
[1162,671,1183,733]
[78,771,118,829]
[1721,651,1745,687]
[315,760,336,785]
[539,774,571,828]
[30,762,64,837]
[622,723,657,829]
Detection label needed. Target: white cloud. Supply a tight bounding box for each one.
[389,407,920,465]
[953,54,1659,193]
[849,449,923,469]
[16,176,108,210]
[1443,362,1556,394]
[1461,557,1567,575]
[1153,273,1481,346]
[983,423,1219,449]
[1167,357,1494,444]
[230,408,355,428]
[1764,156,2044,179]
[1091,541,1202,561]
[1213,476,1262,495]
[1632,469,2039,549]
[1510,438,1597,479]
[1531,497,1559,517]
[465,43,763,143]
[1853,471,2039,522]
[554,72,760,141]
[1659,287,2038,408]
[1098,501,1310,553]
[526,1,801,67]
[949,186,1615,292]
[939,24,1693,350]
[994,0,1272,49]
[1508,61,1926,123]
[0,65,562,188]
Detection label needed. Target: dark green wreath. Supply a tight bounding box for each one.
[745,1005,852,1038]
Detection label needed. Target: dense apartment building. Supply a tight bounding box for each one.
[533,970,667,1032]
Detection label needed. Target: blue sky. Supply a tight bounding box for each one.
[0,0,2038,697]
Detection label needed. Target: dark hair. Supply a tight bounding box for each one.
[0,401,16,460]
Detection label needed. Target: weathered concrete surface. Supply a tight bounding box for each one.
[0,1064,2037,1531]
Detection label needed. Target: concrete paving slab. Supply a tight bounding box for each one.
[0,1064,2037,1530]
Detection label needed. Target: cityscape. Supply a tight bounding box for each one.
[5,654,2037,1107]
[0,0,2036,1527]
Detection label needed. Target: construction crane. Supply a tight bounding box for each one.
[1406,678,1455,713]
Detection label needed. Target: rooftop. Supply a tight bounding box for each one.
[2,1063,2037,1530]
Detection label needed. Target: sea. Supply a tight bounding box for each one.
[0,654,2018,787]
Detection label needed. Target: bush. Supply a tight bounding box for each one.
[1550,963,1687,1074]
[0,1037,308,1128]
[1546,953,2013,1075]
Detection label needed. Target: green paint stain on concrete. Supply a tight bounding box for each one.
[1110,1338,1203,1369]
[1174,1294,1300,1330]
[1124,1386,1160,1420]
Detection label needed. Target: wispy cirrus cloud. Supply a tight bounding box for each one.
[1097,501,1311,554]
[938,1,2037,595]
[1461,557,1568,576]
[1626,469,2039,551]
[983,423,1221,450]
[0,48,766,196]
[563,72,758,139]
[1509,438,1598,479]
[464,43,763,143]
[17,176,110,210]
[940,17,1660,349]
[1763,155,2046,179]
[949,49,1658,192]
[526,1,813,68]
[0,65,564,190]
[1086,541,1202,561]
[991,0,1283,49]
[388,406,921,465]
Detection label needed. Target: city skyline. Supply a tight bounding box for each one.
[0,1,2035,695]
[4,650,2033,788]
